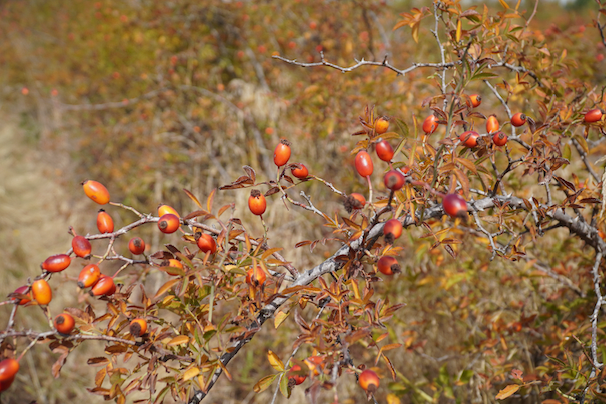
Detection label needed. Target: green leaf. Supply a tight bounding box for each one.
[279,373,291,398]
[470,72,498,81]
[395,118,410,138]
[458,369,474,384]
[562,143,571,162]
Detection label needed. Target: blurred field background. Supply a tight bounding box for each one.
[0,0,604,403]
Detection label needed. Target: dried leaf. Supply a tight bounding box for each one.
[52,349,69,378]
[95,367,107,386]
[510,369,523,381]
[295,240,312,248]
[383,355,397,380]
[455,157,478,175]
[183,210,211,220]
[265,187,281,197]
[87,357,110,366]
[243,165,256,183]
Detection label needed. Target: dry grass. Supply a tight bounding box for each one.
[0,113,101,404]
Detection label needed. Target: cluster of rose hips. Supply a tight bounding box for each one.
[237,136,383,395]
[350,111,473,278]
[2,180,211,392]
[245,139,310,218]
[3,164,295,394]
[284,356,380,396]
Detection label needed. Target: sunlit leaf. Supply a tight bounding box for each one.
[267,350,285,372]
[495,384,520,399]
[183,367,200,381]
[275,311,289,329]
[167,335,189,346]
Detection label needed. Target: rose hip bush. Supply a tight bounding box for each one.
[2,0,606,403]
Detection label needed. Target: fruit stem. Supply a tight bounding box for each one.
[261,215,268,240]
[387,190,395,208]
[366,175,373,210]
[111,262,130,279]
[109,201,145,218]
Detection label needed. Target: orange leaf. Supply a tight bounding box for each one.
[167,335,190,346]
[207,188,216,213]
[183,188,203,209]
[495,384,520,400]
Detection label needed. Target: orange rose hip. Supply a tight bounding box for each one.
[54,313,76,335]
[248,189,267,216]
[41,254,71,273]
[82,180,110,205]
[96,209,114,234]
[273,139,291,167]
[129,318,148,337]
[32,279,52,305]
[128,237,146,255]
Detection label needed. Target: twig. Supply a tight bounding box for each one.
[109,202,146,218]
[310,175,346,197]
[590,252,604,369]
[269,305,326,404]
[483,80,532,150]
[471,210,505,260]
[431,2,448,109]
[526,0,540,28]
[571,137,601,182]
[272,54,456,77]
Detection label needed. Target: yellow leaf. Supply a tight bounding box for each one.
[167,335,190,346]
[218,361,232,381]
[154,279,180,299]
[498,0,509,9]
[274,311,289,329]
[393,20,408,31]
[456,19,461,42]
[267,350,285,372]
[412,23,420,43]
[495,384,520,399]
[182,367,200,381]
[253,374,278,393]
[387,393,401,404]
[281,285,321,294]
[381,343,403,352]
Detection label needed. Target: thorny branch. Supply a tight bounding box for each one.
[269,305,327,404]
[188,191,606,403]
[571,137,601,182]
[590,252,604,370]
[272,53,455,77]
[432,2,448,110]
